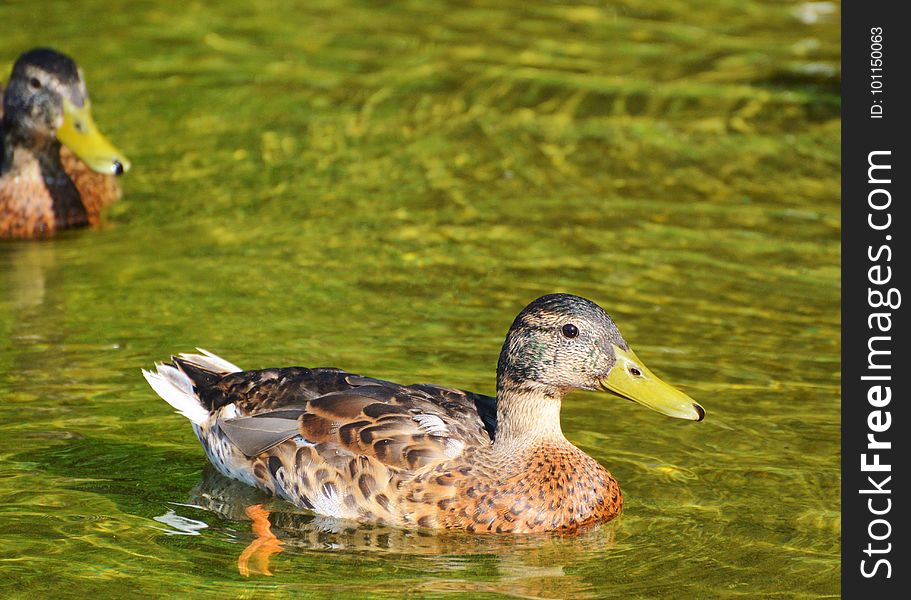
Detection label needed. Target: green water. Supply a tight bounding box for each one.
[1,0,839,597]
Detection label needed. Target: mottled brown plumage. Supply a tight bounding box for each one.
[1,49,128,239]
[144,294,704,534]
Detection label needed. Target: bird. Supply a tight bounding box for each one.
[1,48,130,239]
[143,294,704,534]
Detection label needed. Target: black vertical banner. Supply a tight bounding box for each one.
[842,1,908,597]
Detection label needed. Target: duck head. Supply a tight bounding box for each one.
[497,293,704,421]
[2,48,129,175]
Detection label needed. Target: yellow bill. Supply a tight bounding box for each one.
[57,98,130,175]
[600,346,705,421]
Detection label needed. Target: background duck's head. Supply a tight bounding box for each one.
[497,293,704,421]
[2,48,129,175]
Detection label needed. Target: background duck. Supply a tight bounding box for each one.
[1,48,130,239]
[143,294,704,534]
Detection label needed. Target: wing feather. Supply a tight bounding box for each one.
[204,368,495,471]
[217,415,302,457]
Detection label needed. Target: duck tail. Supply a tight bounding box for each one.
[142,349,242,425]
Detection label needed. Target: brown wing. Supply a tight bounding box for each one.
[207,368,494,473]
[299,384,489,470]
[195,366,397,414]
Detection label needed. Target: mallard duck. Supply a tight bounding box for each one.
[143,294,704,534]
[1,48,130,239]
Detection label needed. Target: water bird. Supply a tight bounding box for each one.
[143,294,704,534]
[1,48,130,238]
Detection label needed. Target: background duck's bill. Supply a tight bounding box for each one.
[57,98,130,175]
[600,346,704,421]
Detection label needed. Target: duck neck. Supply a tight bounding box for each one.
[0,120,18,174]
[1,120,85,228]
[493,377,567,447]
[1,120,60,176]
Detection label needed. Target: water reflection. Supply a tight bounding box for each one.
[1,242,55,310]
[173,466,616,595]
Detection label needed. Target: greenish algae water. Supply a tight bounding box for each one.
[1,0,839,597]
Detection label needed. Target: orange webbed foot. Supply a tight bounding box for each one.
[237,504,284,577]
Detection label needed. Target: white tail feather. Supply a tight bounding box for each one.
[142,364,210,425]
[176,348,243,374]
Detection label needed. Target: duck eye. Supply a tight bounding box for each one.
[629,367,642,377]
[29,77,41,90]
[561,323,579,339]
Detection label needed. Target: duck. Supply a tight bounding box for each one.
[1,48,130,239]
[143,294,704,534]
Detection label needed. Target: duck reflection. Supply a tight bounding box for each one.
[2,241,56,310]
[167,465,618,596]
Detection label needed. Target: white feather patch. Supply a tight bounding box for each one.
[413,414,448,436]
[444,439,465,458]
[176,348,243,374]
[311,484,346,519]
[142,365,209,425]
